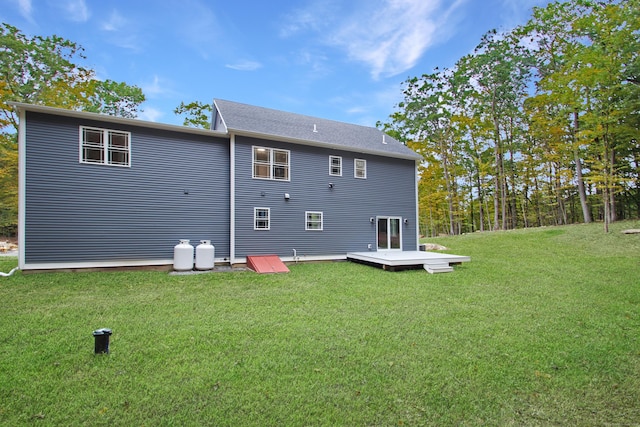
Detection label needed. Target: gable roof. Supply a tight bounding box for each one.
[213,99,421,161]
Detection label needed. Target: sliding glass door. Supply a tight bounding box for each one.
[377,217,402,250]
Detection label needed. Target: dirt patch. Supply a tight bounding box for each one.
[420,243,449,251]
[0,241,18,253]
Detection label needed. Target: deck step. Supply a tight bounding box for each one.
[423,262,454,274]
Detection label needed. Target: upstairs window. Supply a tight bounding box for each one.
[254,207,270,230]
[354,158,367,179]
[253,146,290,181]
[329,156,342,176]
[80,126,130,167]
[305,211,323,231]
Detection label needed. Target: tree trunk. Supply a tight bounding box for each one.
[573,111,592,223]
[534,177,543,227]
[603,139,610,233]
[492,109,502,230]
[554,162,567,225]
[609,146,617,223]
[440,141,455,235]
[500,155,507,230]
[493,146,500,231]
[476,170,485,232]
[484,198,493,231]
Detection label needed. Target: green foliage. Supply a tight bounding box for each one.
[83,79,145,119]
[0,133,17,235]
[174,100,213,128]
[0,221,638,425]
[383,0,640,233]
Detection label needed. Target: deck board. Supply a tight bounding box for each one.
[347,251,470,271]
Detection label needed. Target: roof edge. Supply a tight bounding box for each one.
[229,128,422,161]
[9,102,229,138]
[212,99,228,132]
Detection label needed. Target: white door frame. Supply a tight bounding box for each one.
[376,216,402,251]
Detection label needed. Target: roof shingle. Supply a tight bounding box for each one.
[214,99,420,160]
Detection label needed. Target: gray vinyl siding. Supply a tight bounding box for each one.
[24,112,230,264]
[234,136,417,258]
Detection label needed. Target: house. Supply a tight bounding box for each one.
[13,99,422,271]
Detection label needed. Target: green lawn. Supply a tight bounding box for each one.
[1,221,639,426]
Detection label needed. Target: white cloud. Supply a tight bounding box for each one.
[225,60,263,71]
[138,106,163,123]
[102,10,126,32]
[60,0,90,22]
[292,49,331,77]
[141,75,175,98]
[99,9,141,50]
[279,1,335,38]
[173,0,222,60]
[280,0,465,80]
[15,0,33,21]
[328,83,405,126]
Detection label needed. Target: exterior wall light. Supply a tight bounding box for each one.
[329,183,334,189]
[370,217,375,223]
[404,218,409,224]
[284,193,290,200]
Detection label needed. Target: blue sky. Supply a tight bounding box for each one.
[1,0,551,127]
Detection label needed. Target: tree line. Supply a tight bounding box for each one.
[379,0,639,235]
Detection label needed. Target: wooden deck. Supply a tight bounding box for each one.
[347,251,470,273]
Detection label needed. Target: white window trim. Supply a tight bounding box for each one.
[254,207,271,230]
[79,126,131,167]
[252,146,290,181]
[329,155,342,177]
[354,158,367,179]
[305,211,323,231]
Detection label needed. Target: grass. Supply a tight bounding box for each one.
[0,221,639,426]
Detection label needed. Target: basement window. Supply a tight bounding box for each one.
[254,207,270,230]
[253,146,290,181]
[80,126,130,167]
[305,211,323,231]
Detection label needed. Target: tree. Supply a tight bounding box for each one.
[84,79,145,119]
[384,69,468,235]
[0,24,145,129]
[174,101,212,128]
[456,30,534,230]
[383,0,639,233]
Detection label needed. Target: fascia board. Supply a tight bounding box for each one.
[9,102,228,139]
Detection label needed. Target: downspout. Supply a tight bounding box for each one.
[18,106,27,270]
[229,133,236,265]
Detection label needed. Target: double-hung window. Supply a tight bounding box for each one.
[305,211,323,231]
[329,156,342,176]
[253,146,290,180]
[354,158,367,179]
[254,207,270,230]
[80,126,130,167]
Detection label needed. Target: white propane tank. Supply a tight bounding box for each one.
[173,239,194,271]
[195,240,215,270]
